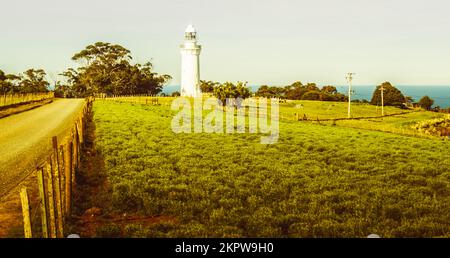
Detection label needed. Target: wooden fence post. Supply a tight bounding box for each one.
[37,168,48,238]
[65,141,73,216]
[72,141,76,182]
[20,187,32,238]
[51,155,64,238]
[71,131,77,190]
[59,146,66,218]
[73,128,79,169]
[78,116,84,145]
[51,138,64,238]
[17,97,92,239]
[45,161,56,238]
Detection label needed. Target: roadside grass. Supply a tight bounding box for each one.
[89,100,450,237]
[0,99,53,119]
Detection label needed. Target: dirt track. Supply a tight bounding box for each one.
[0,98,84,198]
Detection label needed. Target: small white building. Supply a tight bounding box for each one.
[180,24,202,97]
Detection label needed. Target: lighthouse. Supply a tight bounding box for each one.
[180,24,201,97]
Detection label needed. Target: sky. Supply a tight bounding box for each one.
[1,0,450,86]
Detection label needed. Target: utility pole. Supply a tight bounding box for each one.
[380,84,385,116]
[346,73,355,118]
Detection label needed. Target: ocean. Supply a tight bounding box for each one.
[162,85,450,108]
[336,85,450,108]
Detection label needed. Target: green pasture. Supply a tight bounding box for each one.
[90,100,450,237]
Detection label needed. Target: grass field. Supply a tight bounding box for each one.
[334,112,447,138]
[281,100,446,138]
[102,96,446,138]
[279,100,410,119]
[85,99,450,237]
[102,97,409,119]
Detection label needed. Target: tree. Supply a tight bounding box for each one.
[199,80,217,93]
[235,81,251,99]
[132,62,172,95]
[404,96,414,107]
[255,85,285,98]
[321,92,347,102]
[322,85,337,94]
[255,85,271,98]
[54,81,74,98]
[1,69,48,94]
[305,83,319,91]
[285,82,308,100]
[61,42,172,97]
[70,42,132,96]
[171,91,181,97]
[418,96,434,110]
[301,90,321,100]
[4,74,21,93]
[19,69,50,93]
[0,70,8,93]
[213,81,251,105]
[370,82,405,107]
[254,81,346,102]
[0,70,5,81]
[71,42,132,66]
[60,68,86,97]
[291,81,303,88]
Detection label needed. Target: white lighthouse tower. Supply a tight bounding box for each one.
[180,24,201,97]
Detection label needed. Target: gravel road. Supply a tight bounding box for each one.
[0,99,85,198]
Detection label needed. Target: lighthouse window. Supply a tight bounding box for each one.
[186,32,196,40]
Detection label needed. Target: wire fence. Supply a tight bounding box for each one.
[19,97,93,238]
[96,94,174,106]
[97,95,423,121]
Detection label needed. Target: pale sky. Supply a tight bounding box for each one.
[1,0,450,86]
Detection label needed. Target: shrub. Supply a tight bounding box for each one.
[301,91,321,100]
[418,96,434,110]
[370,82,405,107]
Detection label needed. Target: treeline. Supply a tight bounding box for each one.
[0,69,50,94]
[197,80,347,102]
[220,80,440,112]
[255,81,348,102]
[57,42,172,98]
[370,82,440,111]
[200,81,251,103]
[171,80,252,105]
[1,42,171,98]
